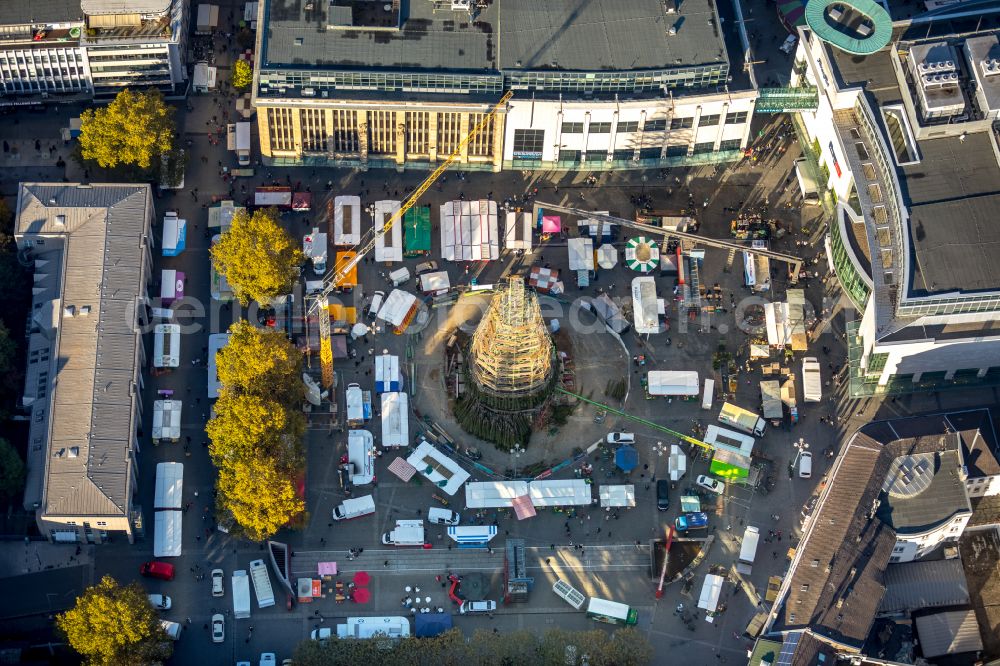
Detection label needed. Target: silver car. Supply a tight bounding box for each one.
[211,568,224,597]
[211,614,225,643]
[147,594,171,611]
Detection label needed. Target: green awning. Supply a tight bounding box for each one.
[404,207,431,255]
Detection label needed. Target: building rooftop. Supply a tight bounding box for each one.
[878,558,970,614]
[0,0,83,25]
[80,0,171,15]
[876,449,970,534]
[913,610,983,659]
[766,413,976,654]
[949,409,1000,478]
[260,0,728,74]
[15,183,152,519]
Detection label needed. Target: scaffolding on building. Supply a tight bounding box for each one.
[469,276,554,399]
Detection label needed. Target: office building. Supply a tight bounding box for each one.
[16,183,155,544]
[252,0,757,171]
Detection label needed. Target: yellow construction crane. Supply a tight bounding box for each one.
[312,91,514,388]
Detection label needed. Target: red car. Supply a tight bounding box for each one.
[140,561,175,581]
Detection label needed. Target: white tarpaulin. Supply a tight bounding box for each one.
[764,302,790,347]
[440,200,499,262]
[698,574,724,612]
[597,245,618,269]
[599,485,636,507]
[567,238,594,271]
[504,211,532,250]
[192,62,217,91]
[407,440,470,495]
[377,289,418,328]
[631,277,660,334]
[528,479,592,506]
[648,371,699,396]
[380,392,409,448]
[465,481,530,508]
[419,271,451,293]
[374,200,403,263]
[153,511,182,557]
[334,195,361,246]
[668,444,687,481]
[152,400,182,441]
[154,462,184,509]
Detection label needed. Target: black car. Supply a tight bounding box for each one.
[656,480,671,511]
[338,463,354,494]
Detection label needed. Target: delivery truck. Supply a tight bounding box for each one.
[345,383,365,427]
[332,495,376,521]
[737,526,760,575]
[249,559,275,609]
[232,570,251,619]
[718,402,766,437]
[234,122,251,166]
[802,357,822,402]
[381,519,426,547]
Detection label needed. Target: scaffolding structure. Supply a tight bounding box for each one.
[469,277,553,399]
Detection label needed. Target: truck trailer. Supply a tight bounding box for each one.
[381,519,426,547]
[718,402,766,437]
[232,570,251,619]
[802,357,822,402]
[249,559,275,608]
[736,526,760,575]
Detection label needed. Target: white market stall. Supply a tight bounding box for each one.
[567,238,594,271]
[152,400,182,443]
[207,333,231,399]
[597,244,618,269]
[153,511,182,557]
[419,270,451,294]
[406,440,470,495]
[504,211,532,251]
[162,212,186,256]
[631,276,662,334]
[154,462,184,510]
[625,236,660,272]
[376,289,419,332]
[348,430,376,485]
[375,354,401,393]
[647,371,699,396]
[153,324,180,368]
[208,200,242,230]
[465,481,530,508]
[599,485,636,508]
[447,525,498,547]
[192,62,217,92]
[373,200,403,263]
[529,479,593,507]
[440,200,499,262]
[698,574,725,618]
[334,195,361,246]
[668,444,688,481]
[380,392,409,448]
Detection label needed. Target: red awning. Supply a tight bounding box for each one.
[388,456,417,482]
[512,494,537,520]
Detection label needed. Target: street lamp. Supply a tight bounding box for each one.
[510,444,524,479]
[792,437,810,473]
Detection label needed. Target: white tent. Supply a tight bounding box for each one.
[153,511,182,557]
[568,238,594,271]
[192,62,217,92]
[599,485,636,507]
[374,200,403,262]
[668,444,688,481]
[419,271,451,294]
[698,574,724,613]
[348,430,375,485]
[334,195,361,246]
[152,400,182,442]
[407,440,470,495]
[465,481,529,508]
[154,462,184,510]
[440,200,499,262]
[380,392,409,448]
[647,371,699,396]
[631,276,661,334]
[375,354,401,393]
[376,289,418,328]
[528,479,592,506]
[504,211,532,251]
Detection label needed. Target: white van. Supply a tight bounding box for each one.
[389,267,411,287]
[160,620,183,640]
[701,378,715,410]
[428,507,460,526]
[333,495,376,521]
[799,452,813,478]
[367,291,386,318]
[153,324,180,368]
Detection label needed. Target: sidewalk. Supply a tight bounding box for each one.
[0,539,93,578]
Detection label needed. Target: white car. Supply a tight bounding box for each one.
[211,614,225,643]
[147,594,171,611]
[311,627,332,641]
[780,34,797,54]
[260,654,276,666]
[696,475,725,494]
[606,432,635,444]
[211,568,224,597]
[459,599,497,614]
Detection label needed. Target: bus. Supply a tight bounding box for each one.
[585,597,638,626]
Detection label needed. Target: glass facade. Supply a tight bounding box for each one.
[258,69,505,95]
[506,64,728,94]
[828,214,872,309]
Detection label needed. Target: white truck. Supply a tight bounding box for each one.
[802,357,822,403]
[249,559,275,608]
[346,383,365,427]
[333,495,376,521]
[718,402,766,437]
[232,570,251,619]
[736,526,760,575]
[381,519,425,547]
[232,121,251,166]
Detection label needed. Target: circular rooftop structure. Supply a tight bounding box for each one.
[805,0,893,55]
[882,453,936,498]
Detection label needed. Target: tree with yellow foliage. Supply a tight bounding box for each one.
[232,59,253,90]
[210,208,303,306]
[215,320,304,404]
[78,89,175,170]
[56,576,170,666]
[207,392,304,470]
[217,456,304,542]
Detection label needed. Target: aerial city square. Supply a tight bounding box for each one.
[2,0,1000,664]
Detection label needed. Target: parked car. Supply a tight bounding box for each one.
[780,34,797,54]
[260,654,276,666]
[695,475,725,494]
[211,614,225,643]
[140,561,175,581]
[367,291,386,318]
[459,599,497,614]
[147,594,172,611]
[656,480,671,511]
[415,260,438,275]
[211,568,224,597]
[799,452,813,478]
[310,627,332,641]
[606,432,635,444]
